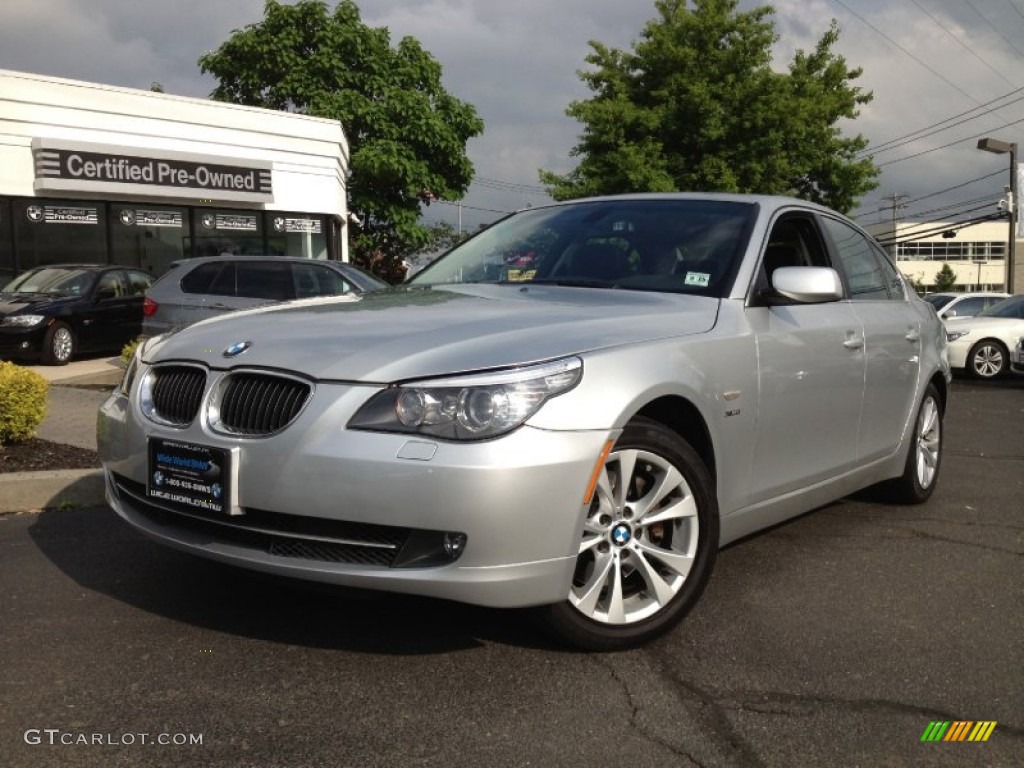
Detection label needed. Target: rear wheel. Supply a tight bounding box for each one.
[878,383,943,504]
[540,417,718,651]
[41,322,74,365]
[966,340,1007,379]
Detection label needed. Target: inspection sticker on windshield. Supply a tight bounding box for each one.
[684,271,710,287]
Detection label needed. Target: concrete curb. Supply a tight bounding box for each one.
[0,469,105,514]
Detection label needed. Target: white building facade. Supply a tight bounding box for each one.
[0,69,350,284]
[867,218,1020,294]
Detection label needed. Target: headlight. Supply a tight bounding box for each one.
[349,357,583,440]
[0,314,46,328]
[119,352,140,397]
[946,329,970,342]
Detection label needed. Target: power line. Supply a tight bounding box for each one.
[875,112,1024,167]
[830,0,987,105]
[908,0,1017,91]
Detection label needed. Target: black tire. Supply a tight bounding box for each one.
[878,383,943,504]
[538,417,719,651]
[41,321,75,365]
[966,339,1008,380]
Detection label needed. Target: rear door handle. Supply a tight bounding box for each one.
[843,333,864,350]
[905,329,921,342]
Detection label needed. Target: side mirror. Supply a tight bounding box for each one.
[769,266,844,304]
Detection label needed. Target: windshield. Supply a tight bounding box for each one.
[923,294,953,310]
[978,294,1024,319]
[409,199,756,297]
[3,267,96,297]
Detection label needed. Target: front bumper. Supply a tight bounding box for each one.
[98,381,614,609]
[0,324,46,359]
[1012,338,1024,373]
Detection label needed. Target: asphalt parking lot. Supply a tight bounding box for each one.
[1,377,1021,767]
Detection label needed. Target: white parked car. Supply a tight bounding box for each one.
[924,291,1008,320]
[945,295,1024,378]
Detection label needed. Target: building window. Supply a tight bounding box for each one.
[0,199,12,285]
[897,241,1005,261]
[12,198,108,272]
[110,204,191,275]
[191,208,264,256]
[267,212,328,259]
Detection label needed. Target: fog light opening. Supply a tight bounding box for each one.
[444,532,468,559]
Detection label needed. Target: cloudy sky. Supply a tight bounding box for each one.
[3,0,1024,232]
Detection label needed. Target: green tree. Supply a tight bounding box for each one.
[200,0,484,280]
[933,262,958,292]
[540,0,878,213]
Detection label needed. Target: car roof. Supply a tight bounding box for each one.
[521,191,841,217]
[168,255,352,267]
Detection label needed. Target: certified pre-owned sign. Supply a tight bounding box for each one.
[32,139,273,203]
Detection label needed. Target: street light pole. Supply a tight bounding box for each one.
[977,138,1017,293]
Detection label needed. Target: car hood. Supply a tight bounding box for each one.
[144,285,721,382]
[0,294,75,316]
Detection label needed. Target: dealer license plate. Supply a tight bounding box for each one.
[147,438,240,515]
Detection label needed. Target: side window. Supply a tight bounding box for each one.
[759,215,830,289]
[181,262,227,295]
[95,271,127,299]
[822,217,890,300]
[235,262,295,300]
[949,297,985,317]
[292,263,350,298]
[126,270,153,296]
[874,248,906,300]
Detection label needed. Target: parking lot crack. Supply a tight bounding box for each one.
[591,655,707,767]
[643,646,769,768]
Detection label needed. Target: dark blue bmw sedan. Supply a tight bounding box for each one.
[0,264,152,365]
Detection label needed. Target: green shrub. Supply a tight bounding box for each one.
[120,336,144,367]
[0,362,49,444]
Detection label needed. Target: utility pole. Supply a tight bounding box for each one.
[880,193,908,258]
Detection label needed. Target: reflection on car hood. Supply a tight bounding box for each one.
[145,285,721,382]
[0,294,76,316]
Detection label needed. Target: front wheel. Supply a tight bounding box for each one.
[41,322,75,365]
[539,417,718,651]
[967,339,1007,379]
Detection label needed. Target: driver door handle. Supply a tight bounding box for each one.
[843,333,864,350]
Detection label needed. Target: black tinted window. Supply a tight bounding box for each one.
[293,264,350,298]
[236,262,295,300]
[181,262,227,294]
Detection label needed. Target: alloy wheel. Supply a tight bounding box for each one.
[570,447,699,625]
[914,395,941,490]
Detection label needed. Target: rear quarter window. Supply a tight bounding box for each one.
[181,262,228,295]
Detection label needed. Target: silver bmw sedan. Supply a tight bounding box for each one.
[98,193,951,650]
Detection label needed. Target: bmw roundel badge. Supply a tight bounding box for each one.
[223,341,253,358]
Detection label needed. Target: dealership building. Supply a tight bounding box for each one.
[866,218,1020,294]
[0,69,350,284]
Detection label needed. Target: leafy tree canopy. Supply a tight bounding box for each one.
[541,0,878,213]
[200,0,484,279]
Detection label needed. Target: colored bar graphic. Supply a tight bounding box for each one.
[921,722,949,742]
[920,721,997,742]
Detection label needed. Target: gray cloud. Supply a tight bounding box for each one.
[2,0,1023,230]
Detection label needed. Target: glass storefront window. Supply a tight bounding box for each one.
[267,212,328,260]
[0,199,12,285]
[192,208,264,257]
[110,204,190,276]
[12,199,108,272]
